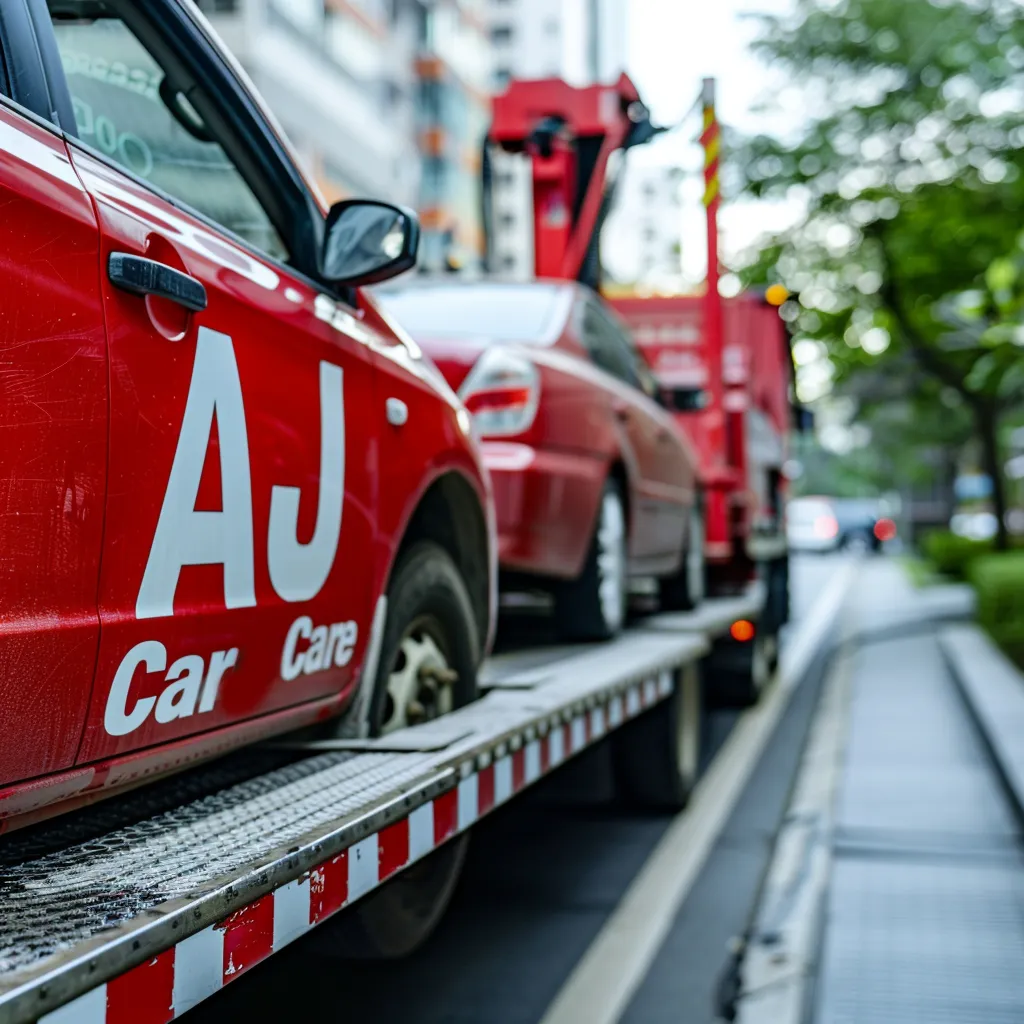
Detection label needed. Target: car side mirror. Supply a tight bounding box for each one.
[321,200,419,286]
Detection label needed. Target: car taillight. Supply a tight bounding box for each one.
[874,517,897,542]
[458,349,540,438]
[813,514,838,539]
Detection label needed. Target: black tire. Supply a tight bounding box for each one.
[320,542,479,959]
[762,556,790,633]
[613,662,702,810]
[659,497,706,612]
[554,479,628,642]
[709,629,776,708]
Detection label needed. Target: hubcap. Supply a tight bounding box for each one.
[381,618,456,734]
[596,491,627,632]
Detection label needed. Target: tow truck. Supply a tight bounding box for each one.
[0,59,792,1024]
[485,74,796,701]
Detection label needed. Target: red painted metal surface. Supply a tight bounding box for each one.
[0,117,490,825]
[0,106,108,787]
[609,293,792,560]
[69,146,380,766]
[490,75,644,282]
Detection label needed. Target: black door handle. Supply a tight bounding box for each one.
[108,253,207,312]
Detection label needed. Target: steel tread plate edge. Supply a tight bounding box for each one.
[636,584,767,636]
[0,630,699,1024]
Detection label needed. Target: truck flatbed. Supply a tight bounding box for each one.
[0,588,765,1024]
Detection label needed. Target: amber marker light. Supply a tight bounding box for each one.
[730,619,756,643]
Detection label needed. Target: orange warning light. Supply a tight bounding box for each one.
[765,284,789,306]
[730,619,756,643]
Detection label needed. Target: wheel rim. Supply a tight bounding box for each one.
[596,490,627,632]
[676,665,700,784]
[381,615,456,734]
[687,506,705,604]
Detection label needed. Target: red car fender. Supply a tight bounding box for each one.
[359,292,497,659]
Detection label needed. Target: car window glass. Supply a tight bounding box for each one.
[582,303,640,387]
[380,284,568,344]
[49,12,288,261]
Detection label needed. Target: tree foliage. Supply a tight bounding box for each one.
[735,0,1024,545]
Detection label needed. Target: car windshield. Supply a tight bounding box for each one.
[380,284,568,344]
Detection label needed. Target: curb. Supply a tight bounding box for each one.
[939,623,1024,832]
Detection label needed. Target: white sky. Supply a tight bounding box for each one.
[614,0,800,284]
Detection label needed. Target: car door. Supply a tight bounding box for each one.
[43,4,378,763]
[579,298,689,561]
[0,49,108,787]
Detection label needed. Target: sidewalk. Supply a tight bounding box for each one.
[740,559,1024,1024]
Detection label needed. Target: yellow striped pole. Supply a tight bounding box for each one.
[701,100,721,209]
[700,78,726,484]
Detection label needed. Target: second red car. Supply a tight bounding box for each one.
[381,280,704,639]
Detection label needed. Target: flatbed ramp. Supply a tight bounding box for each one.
[0,590,773,1024]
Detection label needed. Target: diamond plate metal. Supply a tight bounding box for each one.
[0,750,438,975]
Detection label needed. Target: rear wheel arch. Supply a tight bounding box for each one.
[394,472,490,653]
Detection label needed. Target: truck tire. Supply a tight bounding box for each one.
[659,497,706,612]
[612,662,702,810]
[323,542,479,958]
[554,479,628,641]
[711,629,776,708]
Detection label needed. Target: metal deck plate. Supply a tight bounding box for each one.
[0,626,705,1023]
[637,583,766,635]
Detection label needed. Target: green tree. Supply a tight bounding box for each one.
[736,0,1024,547]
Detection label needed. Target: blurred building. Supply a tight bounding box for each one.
[488,0,628,88]
[603,163,684,288]
[196,0,492,273]
[412,0,493,271]
[196,0,421,206]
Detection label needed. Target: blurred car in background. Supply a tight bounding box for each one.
[787,496,896,553]
[380,280,704,640]
[832,498,894,551]
[787,496,842,553]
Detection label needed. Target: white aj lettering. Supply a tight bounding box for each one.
[268,361,345,602]
[137,327,255,619]
[137,329,345,619]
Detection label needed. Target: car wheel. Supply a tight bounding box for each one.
[613,661,702,810]
[659,497,706,612]
[554,479,628,641]
[322,542,479,958]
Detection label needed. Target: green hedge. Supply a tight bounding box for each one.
[921,530,995,579]
[970,553,1024,668]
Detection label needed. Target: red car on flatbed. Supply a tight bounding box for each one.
[0,0,493,832]
[382,279,705,640]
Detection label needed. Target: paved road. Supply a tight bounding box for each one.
[183,554,849,1024]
